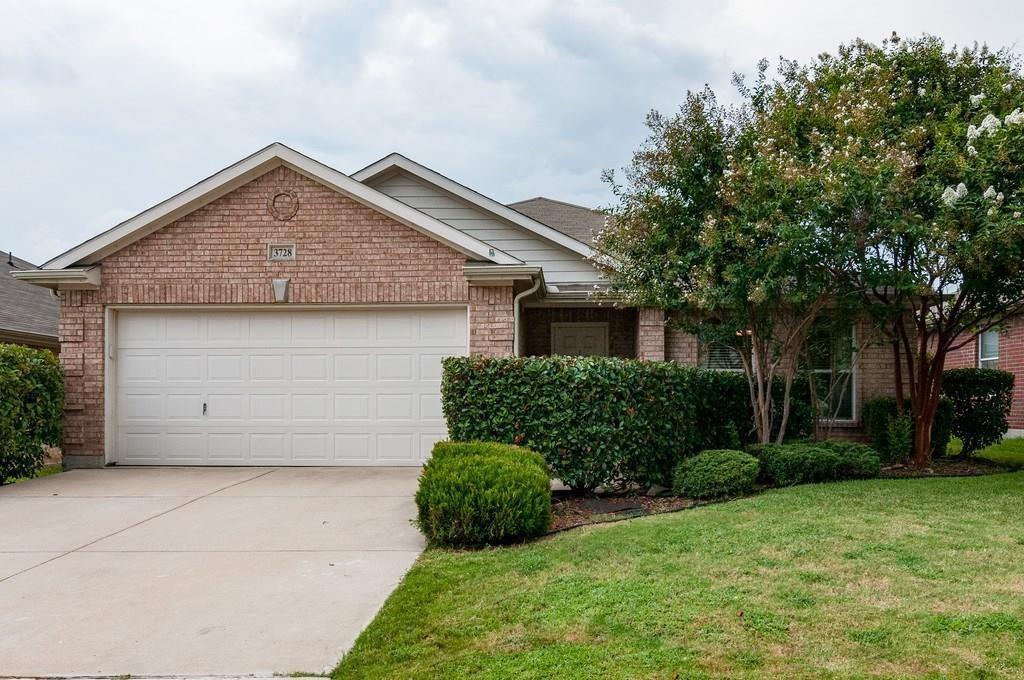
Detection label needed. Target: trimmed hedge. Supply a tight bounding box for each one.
[672,449,760,499]
[415,444,551,547]
[942,368,1014,457]
[441,356,812,491]
[749,441,881,486]
[1,344,63,485]
[431,441,548,474]
[862,397,953,462]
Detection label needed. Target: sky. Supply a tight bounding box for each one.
[1,0,1023,265]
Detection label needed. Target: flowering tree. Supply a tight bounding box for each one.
[596,35,1024,462]
[594,84,853,444]
[805,36,1024,465]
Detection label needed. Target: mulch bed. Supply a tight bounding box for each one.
[880,457,1009,478]
[550,493,696,532]
[549,457,1010,533]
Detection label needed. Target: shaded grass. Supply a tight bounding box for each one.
[948,437,1024,469]
[336,473,1024,679]
[5,464,62,485]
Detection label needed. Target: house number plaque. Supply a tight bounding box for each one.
[267,244,296,261]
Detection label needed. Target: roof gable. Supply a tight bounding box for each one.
[43,144,519,270]
[0,252,59,340]
[507,197,606,245]
[352,153,597,260]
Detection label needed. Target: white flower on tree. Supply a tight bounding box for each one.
[1006,109,1024,126]
[984,186,997,200]
[967,124,981,141]
[942,183,968,206]
[971,93,985,107]
[980,113,1002,136]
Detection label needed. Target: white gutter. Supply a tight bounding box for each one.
[513,276,543,356]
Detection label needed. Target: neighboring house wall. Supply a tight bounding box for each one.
[522,307,637,357]
[58,166,513,466]
[369,171,603,285]
[946,318,1024,430]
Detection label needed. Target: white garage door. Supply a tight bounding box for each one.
[115,308,467,465]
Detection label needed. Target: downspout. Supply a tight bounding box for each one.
[513,276,542,357]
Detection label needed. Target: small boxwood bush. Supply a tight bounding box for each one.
[862,397,953,462]
[415,451,551,547]
[749,441,880,486]
[441,356,812,491]
[815,441,883,479]
[672,449,760,499]
[431,441,548,474]
[942,368,1015,457]
[1,344,63,485]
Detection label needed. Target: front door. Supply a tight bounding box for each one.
[550,322,609,357]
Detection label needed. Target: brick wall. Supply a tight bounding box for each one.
[946,318,1024,430]
[58,165,502,464]
[636,307,665,360]
[468,285,515,357]
[521,307,636,357]
[666,327,699,364]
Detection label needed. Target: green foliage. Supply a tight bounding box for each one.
[441,356,812,491]
[750,441,881,486]
[862,397,953,463]
[942,368,1015,456]
[814,441,883,479]
[415,451,551,548]
[886,414,914,462]
[431,441,548,474]
[671,449,759,499]
[0,344,63,485]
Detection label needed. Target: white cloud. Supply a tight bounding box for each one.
[1,0,1022,263]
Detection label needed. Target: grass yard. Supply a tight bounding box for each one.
[337,473,1024,679]
[947,438,1024,469]
[5,464,62,485]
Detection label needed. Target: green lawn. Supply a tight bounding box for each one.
[336,473,1024,679]
[5,464,62,485]
[947,437,1024,469]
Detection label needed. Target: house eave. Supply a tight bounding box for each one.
[12,266,101,290]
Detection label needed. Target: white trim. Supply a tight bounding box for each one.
[352,153,597,259]
[550,321,610,357]
[42,143,520,270]
[978,329,999,369]
[104,306,117,465]
[105,302,469,311]
[11,266,101,290]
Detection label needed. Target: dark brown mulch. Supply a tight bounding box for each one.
[880,457,1009,478]
[549,493,696,532]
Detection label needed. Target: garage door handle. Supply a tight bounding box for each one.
[203,402,207,416]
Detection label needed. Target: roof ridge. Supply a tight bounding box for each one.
[507,196,604,214]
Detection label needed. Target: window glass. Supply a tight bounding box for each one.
[979,330,999,369]
[809,323,854,420]
[701,342,744,371]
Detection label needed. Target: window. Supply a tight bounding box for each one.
[700,342,744,371]
[979,330,999,369]
[809,323,855,421]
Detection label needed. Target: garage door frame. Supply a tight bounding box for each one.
[103,304,470,466]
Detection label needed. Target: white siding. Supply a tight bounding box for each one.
[369,171,604,284]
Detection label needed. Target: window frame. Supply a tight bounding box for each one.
[810,325,857,424]
[978,330,999,369]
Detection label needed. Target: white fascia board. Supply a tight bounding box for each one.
[12,266,101,290]
[43,143,519,270]
[352,153,598,259]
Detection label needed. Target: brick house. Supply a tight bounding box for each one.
[16,144,900,468]
[945,318,1024,434]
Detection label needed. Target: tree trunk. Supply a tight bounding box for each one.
[910,347,948,467]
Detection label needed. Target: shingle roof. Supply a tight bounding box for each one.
[506,197,606,245]
[1,251,59,342]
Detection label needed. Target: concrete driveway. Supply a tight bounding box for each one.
[0,467,424,677]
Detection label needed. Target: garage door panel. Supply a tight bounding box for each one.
[116,308,466,465]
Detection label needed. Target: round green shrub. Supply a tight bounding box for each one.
[430,440,548,474]
[754,444,842,486]
[943,368,1015,457]
[815,441,882,479]
[1,344,63,485]
[415,455,551,547]
[672,449,760,500]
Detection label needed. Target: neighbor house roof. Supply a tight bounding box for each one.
[1,251,59,347]
[40,143,520,271]
[507,197,606,245]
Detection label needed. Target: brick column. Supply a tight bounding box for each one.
[665,327,699,365]
[469,285,515,357]
[60,290,106,468]
[636,307,665,361]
